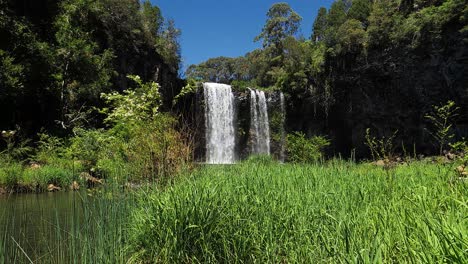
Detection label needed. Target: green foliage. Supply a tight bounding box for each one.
[366,0,399,47]
[186,56,251,84]
[0,50,24,91]
[312,7,328,42]
[124,114,192,182]
[172,78,198,106]
[425,100,459,155]
[0,0,181,137]
[34,132,67,165]
[394,0,467,48]
[347,0,372,26]
[68,128,110,170]
[336,19,367,54]
[128,161,468,263]
[329,0,348,27]
[156,19,182,73]
[364,128,398,161]
[286,132,330,163]
[0,130,32,163]
[100,76,191,182]
[0,163,23,189]
[255,2,302,52]
[101,75,161,124]
[52,0,115,130]
[30,165,75,190]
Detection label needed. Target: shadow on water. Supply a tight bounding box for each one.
[0,192,84,263]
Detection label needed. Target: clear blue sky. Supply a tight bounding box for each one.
[152,0,335,72]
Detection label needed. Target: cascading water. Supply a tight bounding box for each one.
[203,83,236,164]
[249,89,270,155]
[279,92,286,162]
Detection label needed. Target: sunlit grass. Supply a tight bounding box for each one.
[1,159,467,263]
[128,158,468,263]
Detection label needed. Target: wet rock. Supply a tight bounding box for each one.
[47,184,61,192]
[70,181,80,191]
[30,162,41,170]
[374,160,385,166]
[456,165,465,174]
[80,172,103,186]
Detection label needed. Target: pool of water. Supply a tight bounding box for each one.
[0,191,91,263]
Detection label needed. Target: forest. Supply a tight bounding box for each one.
[0,0,467,263]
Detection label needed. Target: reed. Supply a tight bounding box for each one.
[1,159,467,263]
[128,159,468,263]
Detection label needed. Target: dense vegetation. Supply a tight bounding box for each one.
[0,0,182,138]
[1,1,467,262]
[2,159,467,262]
[187,0,468,156]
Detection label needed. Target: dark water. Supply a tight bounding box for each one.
[0,192,86,263]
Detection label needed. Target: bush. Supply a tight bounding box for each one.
[286,132,330,163]
[0,163,24,189]
[67,128,110,170]
[33,166,74,189]
[125,114,192,183]
[364,128,398,161]
[34,132,67,165]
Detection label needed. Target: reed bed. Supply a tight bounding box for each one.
[128,158,468,263]
[1,159,467,263]
[0,189,131,264]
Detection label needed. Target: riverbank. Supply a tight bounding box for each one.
[2,159,467,263]
[1,155,465,195]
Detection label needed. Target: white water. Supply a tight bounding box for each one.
[203,83,236,164]
[249,89,270,155]
[279,92,286,162]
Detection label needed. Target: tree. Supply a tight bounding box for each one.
[367,0,398,47]
[254,2,302,53]
[327,0,347,29]
[141,0,164,42]
[323,0,348,47]
[52,0,114,130]
[336,19,367,54]
[312,7,328,42]
[158,19,181,73]
[347,0,372,27]
[186,56,252,84]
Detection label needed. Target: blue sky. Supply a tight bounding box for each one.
[151,1,335,72]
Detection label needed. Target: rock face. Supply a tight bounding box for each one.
[287,28,468,158]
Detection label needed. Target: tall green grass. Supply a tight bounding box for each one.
[128,159,468,263]
[0,187,132,263]
[1,160,467,263]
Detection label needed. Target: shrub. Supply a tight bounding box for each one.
[35,166,74,189]
[0,163,24,189]
[34,132,67,165]
[425,100,459,155]
[286,132,330,163]
[364,128,398,161]
[125,114,192,183]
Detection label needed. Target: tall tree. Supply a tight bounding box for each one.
[327,0,347,29]
[312,7,328,42]
[347,0,372,27]
[254,2,302,53]
[158,19,181,73]
[141,0,164,43]
[52,0,114,130]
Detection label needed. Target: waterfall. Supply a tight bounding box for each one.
[203,83,236,164]
[249,89,270,155]
[279,92,286,162]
